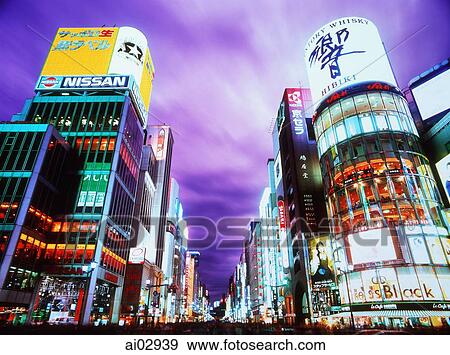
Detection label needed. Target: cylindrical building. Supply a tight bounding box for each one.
[305,17,450,328]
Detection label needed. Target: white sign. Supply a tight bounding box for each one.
[347,228,398,265]
[304,17,397,107]
[36,75,129,90]
[412,68,450,121]
[128,247,146,264]
[108,27,148,86]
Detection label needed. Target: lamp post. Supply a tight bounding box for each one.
[270,278,288,324]
[145,279,171,327]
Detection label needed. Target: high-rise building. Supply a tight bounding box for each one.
[120,143,159,325]
[148,126,174,270]
[257,159,286,323]
[162,178,186,323]
[184,250,200,320]
[0,123,71,325]
[244,221,263,322]
[274,88,332,324]
[0,26,156,325]
[305,17,450,328]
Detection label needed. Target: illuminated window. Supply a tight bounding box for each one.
[335,122,347,142]
[374,112,389,130]
[360,113,375,133]
[322,109,332,131]
[388,113,401,131]
[344,115,361,136]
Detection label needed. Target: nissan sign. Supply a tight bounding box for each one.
[36,75,129,90]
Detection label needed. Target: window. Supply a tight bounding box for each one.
[388,113,401,131]
[408,236,430,264]
[330,103,343,124]
[352,139,365,158]
[360,113,375,133]
[375,178,391,202]
[316,115,324,137]
[345,115,361,136]
[341,98,357,118]
[374,112,389,130]
[322,109,332,130]
[381,93,396,111]
[325,128,336,147]
[368,92,384,110]
[354,94,370,113]
[335,122,347,142]
[365,136,380,154]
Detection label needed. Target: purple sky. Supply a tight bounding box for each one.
[1,0,449,299]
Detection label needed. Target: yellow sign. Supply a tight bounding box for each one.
[139,48,155,111]
[41,27,119,76]
[40,27,155,126]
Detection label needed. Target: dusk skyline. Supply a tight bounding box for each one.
[1,0,449,300]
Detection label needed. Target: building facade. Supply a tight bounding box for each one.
[0,123,71,324]
[274,88,332,324]
[306,17,450,328]
[0,26,156,325]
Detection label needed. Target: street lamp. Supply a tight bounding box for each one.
[144,279,171,327]
[269,278,288,324]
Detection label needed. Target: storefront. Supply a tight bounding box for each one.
[335,265,450,328]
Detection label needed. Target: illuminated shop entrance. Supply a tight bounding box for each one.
[32,277,85,324]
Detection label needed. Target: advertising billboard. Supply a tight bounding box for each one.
[77,172,109,208]
[41,28,119,75]
[411,68,450,120]
[304,17,397,108]
[40,26,155,127]
[77,162,110,208]
[341,266,449,305]
[308,236,336,290]
[152,127,169,161]
[108,26,154,111]
[436,154,450,204]
[128,247,146,264]
[347,228,398,266]
[284,88,327,232]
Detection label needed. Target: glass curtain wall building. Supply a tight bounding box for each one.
[0,123,71,325]
[313,83,450,327]
[305,17,450,328]
[19,88,145,325]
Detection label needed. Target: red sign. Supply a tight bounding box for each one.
[277,200,286,231]
[104,271,119,284]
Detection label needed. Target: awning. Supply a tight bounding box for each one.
[329,310,450,318]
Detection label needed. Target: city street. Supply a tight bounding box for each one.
[0,1,449,346]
